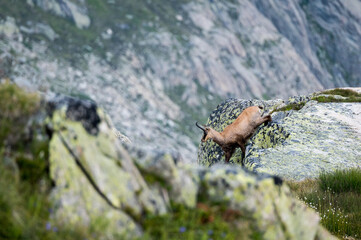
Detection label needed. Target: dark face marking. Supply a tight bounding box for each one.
[201,131,208,142]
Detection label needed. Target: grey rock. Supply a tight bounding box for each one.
[27,0,90,29]
[198,92,361,181]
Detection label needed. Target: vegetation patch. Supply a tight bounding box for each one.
[271,102,306,113]
[312,96,361,103]
[287,168,361,239]
[0,161,107,240]
[319,168,361,194]
[320,88,361,98]
[312,88,361,103]
[141,203,260,240]
[0,81,40,145]
[0,83,95,239]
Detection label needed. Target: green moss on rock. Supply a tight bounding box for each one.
[312,88,361,103]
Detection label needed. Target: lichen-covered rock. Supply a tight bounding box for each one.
[138,154,336,239]
[247,101,361,180]
[198,166,335,240]
[49,133,140,237]
[133,150,335,239]
[47,96,167,237]
[134,151,200,208]
[198,90,361,181]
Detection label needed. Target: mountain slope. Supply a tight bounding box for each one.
[0,0,360,160]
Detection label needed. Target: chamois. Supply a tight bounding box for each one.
[196,106,272,163]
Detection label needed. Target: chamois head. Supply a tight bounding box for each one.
[196,122,211,142]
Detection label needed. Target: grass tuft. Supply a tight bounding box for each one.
[319,168,361,194]
[288,168,361,239]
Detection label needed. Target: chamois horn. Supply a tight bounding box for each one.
[196,122,206,132]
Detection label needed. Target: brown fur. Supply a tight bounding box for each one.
[197,106,271,163]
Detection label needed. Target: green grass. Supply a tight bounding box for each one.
[0,160,100,240]
[312,88,361,103]
[141,204,260,240]
[319,168,361,194]
[288,168,361,239]
[0,80,40,145]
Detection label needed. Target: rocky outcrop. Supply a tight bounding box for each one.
[198,88,361,181]
[45,95,337,239]
[0,82,337,239]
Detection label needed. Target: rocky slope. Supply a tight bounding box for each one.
[0,82,336,239]
[198,88,361,181]
[1,0,360,161]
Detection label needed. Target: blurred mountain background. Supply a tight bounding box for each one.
[1,0,360,161]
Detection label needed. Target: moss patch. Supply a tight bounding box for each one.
[312,95,361,103]
[0,81,52,186]
[320,88,361,98]
[312,88,361,103]
[271,102,306,113]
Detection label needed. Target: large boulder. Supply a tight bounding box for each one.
[47,96,167,237]
[198,88,361,181]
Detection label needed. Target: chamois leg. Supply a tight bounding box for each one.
[240,144,246,160]
[224,147,235,163]
[260,115,272,126]
[236,142,246,166]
